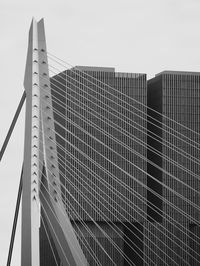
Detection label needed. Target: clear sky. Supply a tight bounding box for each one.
[1,0,200,265]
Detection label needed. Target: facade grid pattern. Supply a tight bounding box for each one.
[147,72,200,265]
[50,67,147,265]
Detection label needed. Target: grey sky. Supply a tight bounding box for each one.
[1,0,200,265]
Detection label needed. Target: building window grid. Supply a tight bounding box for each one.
[51,70,148,263]
[163,74,200,228]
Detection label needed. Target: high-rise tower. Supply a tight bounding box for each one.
[147,71,200,265]
[49,66,147,265]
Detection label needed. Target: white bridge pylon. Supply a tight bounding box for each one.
[21,18,88,266]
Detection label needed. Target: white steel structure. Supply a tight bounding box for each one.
[21,18,88,266]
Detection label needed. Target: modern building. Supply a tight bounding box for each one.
[40,68,200,265]
[147,71,200,265]
[47,66,147,265]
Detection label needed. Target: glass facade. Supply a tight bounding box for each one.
[147,71,200,265]
[40,68,200,265]
[48,66,147,265]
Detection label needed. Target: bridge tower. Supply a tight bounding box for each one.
[21,18,88,266]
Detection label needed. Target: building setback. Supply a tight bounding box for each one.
[147,71,200,265]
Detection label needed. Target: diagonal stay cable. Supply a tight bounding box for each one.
[39,167,102,265]
[0,91,26,162]
[47,52,200,144]
[38,107,200,249]
[48,65,200,167]
[6,166,23,266]
[40,94,200,215]
[38,166,154,266]
[40,72,200,216]
[37,153,171,266]
[37,124,198,264]
[37,142,188,265]
[38,80,200,254]
[42,70,200,182]
[39,91,200,246]
[38,150,142,265]
[38,98,200,247]
[40,182,101,266]
[38,122,200,261]
[40,180,92,266]
[39,173,119,266]
[37,108,200,264]
[39,57,198,262]
[39,199,70,265]
[40,204,59,266]
[47,53,200,148]
[40,171,98,265]
[39,166,103,264]
[42,86,200,199]
[41,68,200,190]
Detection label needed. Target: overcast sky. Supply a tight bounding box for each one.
[1,0,200,265]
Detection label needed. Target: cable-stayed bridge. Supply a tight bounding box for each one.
[2,18,200,266]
